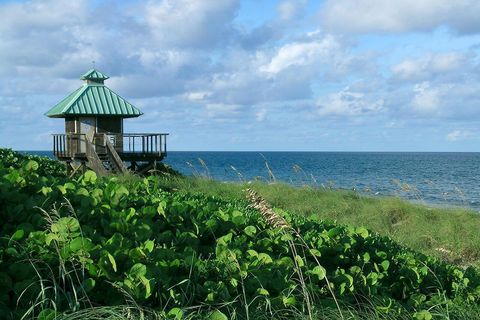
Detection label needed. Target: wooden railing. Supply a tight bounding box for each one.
[53,133,85,158]
[52,133,168,158]
[123,133,168,156]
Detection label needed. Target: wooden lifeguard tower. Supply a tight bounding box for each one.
[45,68,168,175]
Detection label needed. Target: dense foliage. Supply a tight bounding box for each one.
[0,149,65,177]
[0,149,480,319]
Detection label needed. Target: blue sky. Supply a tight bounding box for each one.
[1,0,480,151]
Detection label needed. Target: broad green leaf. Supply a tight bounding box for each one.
[376,251,387,259]
[282,295,297,307]
[24,160,39,171]
[363,252,370,262]
[75,187,89,197]
[356,227,369,239]
[257,288,269,296]
[294,255,305,267]
[244,225,256,236]
[140,275,152,298]
[281,233,293,241]
[167,308,184,320]
[217,233,233,246]
[36,309,56,320]
[40,186,52,196]
[83,170,97,183]
[327,227,342,238]
[229,278,238,287]
[57,185,67,195]
[144,240,154,253]
[414,310,432,320]
[82,278,96,292]
[381,260,390,271]
[232,210,246,225]
[258,253,273,264]
[207,310,228,320]
[107,253,117,272]
[10,229,24,241]
[157,201,167,217]
[69,237,93,252]
[115,185,129,197]
[312,265,326,280]
[247,249,258,257]
[130,263,147,278]
[45,234,58,246]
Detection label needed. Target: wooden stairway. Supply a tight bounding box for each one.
[85,135,128,175]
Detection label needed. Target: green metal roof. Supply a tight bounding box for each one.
[45,76,143,118]
[80,68,109,81]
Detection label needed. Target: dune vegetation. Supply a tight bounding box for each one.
[1,148,480,319]
[152,175,480,268]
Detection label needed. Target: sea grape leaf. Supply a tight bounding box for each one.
[244,225,256,237]
[414,310,432,320]
[229,278,238,287]
[140,275,152,298]
[232,210,246,225]
[294,255,305,267]
[327,227,342,238]
[167,308,184,320]
[40,186,52,196]
[82,278,96,292]
[311,265,326,280]
[281,233,293,241]
[258,253,273,264]
[10,229,25,241]
[282,295,297,307]
[207,310,228,320]
[83,170,97,183]
[157,201,167,217]
[356,227,369,239]
[107,253,117,272]
[217,233,233,246]
[24,160,39,171]
[69,237,93,252]
[257,288,269,296]
[376,251,388,259]
[381,260,390,271]
[144,240,154,253]
[36,309,56,320]
[130,263,147,278]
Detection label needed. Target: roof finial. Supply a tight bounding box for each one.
[92,60,96,69]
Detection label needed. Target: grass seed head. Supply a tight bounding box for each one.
[245,188,290,230]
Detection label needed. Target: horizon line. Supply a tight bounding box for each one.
[16,149,480,153]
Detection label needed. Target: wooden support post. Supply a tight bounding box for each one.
[66,161,71,176]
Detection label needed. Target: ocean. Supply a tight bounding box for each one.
[20,151,480,211]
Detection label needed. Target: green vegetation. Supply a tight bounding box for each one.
[152,176,480,267]
[1,149,480,319]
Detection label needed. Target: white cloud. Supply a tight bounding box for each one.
[392,52,470,81]
[184,91,213,102]
[277,0,307,21]
[205,103,243,120]
[411,82,441,113]
[1,0,480,151]
[260,35,340,74]
[317,87,384,117]
[0,0,90,75]
[446,130,472,141]
[145,0,239,48]
[320,0,480,34]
